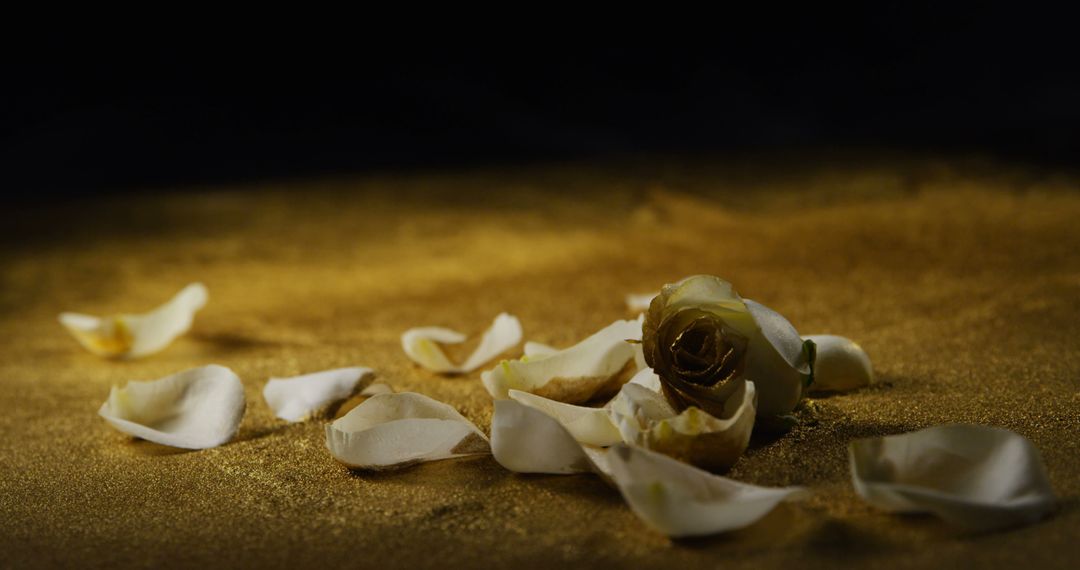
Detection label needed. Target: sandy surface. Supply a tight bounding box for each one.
[2,155,1078,568]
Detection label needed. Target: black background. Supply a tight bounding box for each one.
[3,7,1077,200]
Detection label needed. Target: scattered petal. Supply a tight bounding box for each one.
[508,390,622,447]
[523,341,558,358]
[490,399,597,474]
[491,397,797,537]
[98,364,245,449]
[325,392,489,470]
[360,382,394,396]
[850,424,1056,531]
[60,283,208,359]
[597,443,806,537]
[625,292,657,312]
[332,382,396,420]
[610,380,757,472]
[401,313,522,374]
[804,334,873,392]
[263,367,373,422]
[482,316,643,404]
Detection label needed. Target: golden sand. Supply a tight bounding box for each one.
[1,156,1078,568]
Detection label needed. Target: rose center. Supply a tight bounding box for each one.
[668,317,746,386]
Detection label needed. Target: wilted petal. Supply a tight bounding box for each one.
[60,283,208,359]
[850,425,1056,531]
[482,316,643,404]
[325,392,489,470]
[611,380,757,472]
[508,390,622,447]
[804,334,873,392]
[490,399,596,474]
[625,292,657,313]
[595,443,805,537]
[401,313,522,374]
[263,367,373,422]
[98,364,245,449]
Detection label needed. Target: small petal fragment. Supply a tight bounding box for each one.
[508,390,622,447]
[597,444,805,537]
[850,425,1056,531]
[60,283,208,359]
[490,399,596,474]
[803,334,873,392]
[98,364,245,449]
[401,313,522,374]
[325,392,489,470]
[263,367,373,422]
[482,316,643,404]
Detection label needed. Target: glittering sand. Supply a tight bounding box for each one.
[2,156,1078,568]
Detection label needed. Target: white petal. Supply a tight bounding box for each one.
[803,334,873,392]
[625,292,656,313]
[60,283,208,359]
[359,382,394,397]
[744,299,812,417]
[507,390,622,447]
[607,382,677,422]
[850,425,1056,531]
[523,341,558,358]
[401,313,522,374]
[625,367,662,392]
[263,367,373,422]
[596,444,805,537]
[98,364,245,449]
[481,316,642,404]
[490,398,798,537]
[610,381,757,472]
[325,392,489,470]
[490,399,596,474]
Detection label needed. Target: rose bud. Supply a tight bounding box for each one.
[642,275,815,423]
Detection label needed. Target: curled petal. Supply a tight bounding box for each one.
[490,399,597,474]
[401,313,522,374]
[490,398,797,537]
[850,425,1056,531]
[325,392,489,470]
[595,444,806,537]
[482,317,642,404]
[611,380,757,472]
[803,335,873,392]
[359,382,394,396]
[98,364,245,449]
[263,367,373,422]
[60,283,208,359]
[507,390,622,447]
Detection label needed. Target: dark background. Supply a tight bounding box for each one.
[3,7,1077,200]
